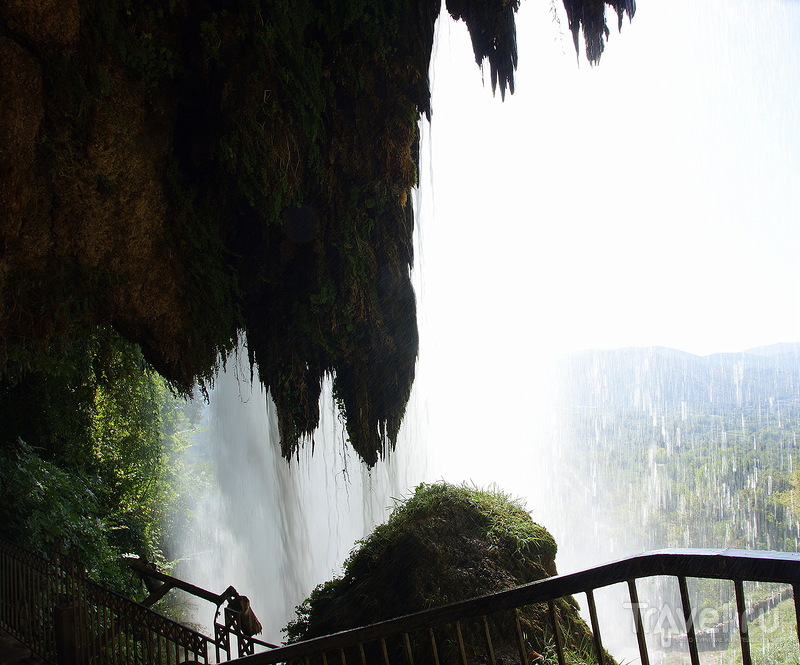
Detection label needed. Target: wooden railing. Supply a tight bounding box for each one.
[0,539,271,663]
[228,548,800,665]
[3,542,800,665]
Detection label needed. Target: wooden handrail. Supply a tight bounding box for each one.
[124,556,238,606]
[0,539,277,663]
[229,548,800,664]
[3,540,799,665]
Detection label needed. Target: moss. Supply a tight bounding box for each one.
[286,482,613,664]
[0,0,634,464]
[562,0,636,63]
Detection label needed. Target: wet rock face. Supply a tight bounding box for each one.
[1,0,80,52]
[0,34,43,231]
[0,0,633,464]
[0,18,185,384]
[0,0,433,462]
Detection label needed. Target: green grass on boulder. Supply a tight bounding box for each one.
[285,482,615,664]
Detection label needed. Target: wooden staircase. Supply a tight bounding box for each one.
[3,539,800,665]
[0,627,48,665]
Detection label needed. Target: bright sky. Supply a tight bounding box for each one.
[416,0,800,487]
[419,0,800,360]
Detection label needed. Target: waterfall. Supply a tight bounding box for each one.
[174,356,428,644]
[173,115,434,645]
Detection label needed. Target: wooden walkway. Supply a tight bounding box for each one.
[0,629,47,665]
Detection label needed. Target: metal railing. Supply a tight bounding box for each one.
[228,548,800,665]
[0,539,272,663]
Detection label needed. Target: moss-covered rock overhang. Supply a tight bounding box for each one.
[0,0,634,466]
[286,482,616,663]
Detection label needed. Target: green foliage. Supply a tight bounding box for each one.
[367,482,559,564]
[0,440,109,564]
[746,595,800,665]
[564,398,800,553]
[93,1,181,88]
[285,482,605,665]
[0,326,203,595]
[286,483,551,640]
[653,585,800,665]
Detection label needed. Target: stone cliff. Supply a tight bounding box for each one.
[0,0,634,464]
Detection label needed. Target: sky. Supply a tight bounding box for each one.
[418,0,800,361]
[416,0,800,489]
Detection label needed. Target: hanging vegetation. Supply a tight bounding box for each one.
[0,327,204,594]
[0,0,634,465]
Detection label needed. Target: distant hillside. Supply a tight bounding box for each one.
[548,343,800,557]
[557,344,800,412]
[743,343,800,358]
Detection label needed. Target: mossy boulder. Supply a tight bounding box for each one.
[286,483,615,664]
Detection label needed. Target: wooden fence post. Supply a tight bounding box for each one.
[54,604,77,665]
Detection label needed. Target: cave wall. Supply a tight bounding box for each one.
[0,0,633,464]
